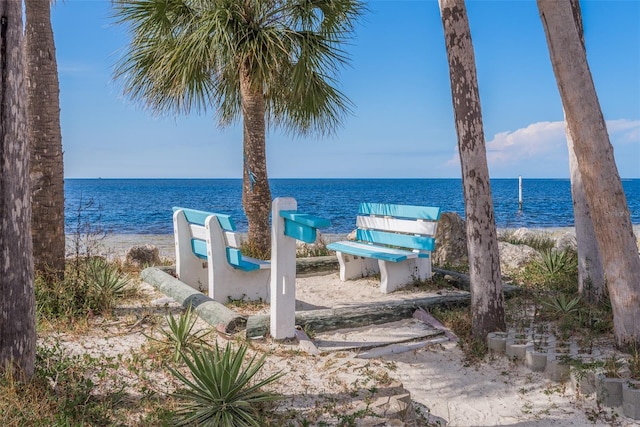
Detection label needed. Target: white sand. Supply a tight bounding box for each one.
[89,230,640,426]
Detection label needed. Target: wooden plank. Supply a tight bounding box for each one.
[312,318,444,352]
[245,284,521,338]
[326,241,415,262]
[356,229,436,251]
[225,248,260,271]
[357,215,437,235]
[294,327,320,355]
[279,211,331,228]
[359,203,441,220]
[241,255,271,270]
[172,206,236,231]
[283,219,317,244]
[245,292,472,338]
[224,231,243,248]
[189,223,207,240]
[413,307,458,342]
[190,239,207,259]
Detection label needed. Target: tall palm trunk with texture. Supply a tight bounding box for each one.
[0,0,36,378]
[25,0,65,280]
[565,0,605,304]
[240,64,271,256]
[538,0,640,347]
[439,0,505,338]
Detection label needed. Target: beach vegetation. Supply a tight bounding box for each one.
[85,257,132,313]
[170,342,284,426]
[499,230,556,252]
[431,305,487,365]
[113,0,365,257]
[0,340,124,425]
[152,304,210,363]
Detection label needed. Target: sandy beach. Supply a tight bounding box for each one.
[76,227,640,426]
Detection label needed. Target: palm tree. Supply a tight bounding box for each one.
[0,0,36,379]
[564,0,605,304]
[113,0,364,255]
[438,0,505,338]
[25,0,66,281]
[538,0,640,347]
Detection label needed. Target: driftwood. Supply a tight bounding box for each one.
[296,256,338,276]
[433,267,471,291]
[141,267,246,333]
[246,280,520,338]
[246,293,472,338]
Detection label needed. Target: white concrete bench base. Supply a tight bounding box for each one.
[335,252,432,294]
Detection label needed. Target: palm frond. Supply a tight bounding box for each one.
[113,0,365,133]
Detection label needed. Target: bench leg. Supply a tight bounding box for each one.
[335,252,379,281]
[209,266,271,303]
[378,258,432,293]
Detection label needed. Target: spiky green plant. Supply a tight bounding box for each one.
[85,257,131,313]
[537,248,577,277]
[544,293,581,317]
[157,305,209,362]
[170,342,284,426]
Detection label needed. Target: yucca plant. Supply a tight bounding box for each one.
[544,293,581,316]
[157,305,209,363]
[170,342,284,427]
[537,248,577,277]
[85,257,130,313]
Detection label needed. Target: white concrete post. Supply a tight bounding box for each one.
[270,197,298,340]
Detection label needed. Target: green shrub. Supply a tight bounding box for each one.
[85,257,131,313]
[500,230,555,252]
[170,342,284,426]
[155,305,210,362]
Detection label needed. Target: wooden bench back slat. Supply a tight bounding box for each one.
[356,215,438,235]
[191,238,208,259]
[356,229,436,251]
[359,203,441,220]
[226,248,260,271]
[173,206,236,231]
[189,223,242,247]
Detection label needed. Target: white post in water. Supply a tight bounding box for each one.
[270,197,298,340]
[518,176,523,210]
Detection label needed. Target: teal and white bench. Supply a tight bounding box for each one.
[326,203,441,293]
[173,207,270,303]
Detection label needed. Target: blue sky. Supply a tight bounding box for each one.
[52,0,640,179]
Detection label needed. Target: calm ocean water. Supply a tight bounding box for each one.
[64,178,640,235]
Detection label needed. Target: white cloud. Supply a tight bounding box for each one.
[444,119,640,177]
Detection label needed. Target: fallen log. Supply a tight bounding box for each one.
[246,292,472,338]
[140,267,246,333]
[246,282,520,338]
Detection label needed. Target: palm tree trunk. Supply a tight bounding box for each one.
[567,130,606,303]
[239,63,271,257]
[0,0,36,378]
[565,0,605,304]
[538,0,640,347]
[439,0,505,339]
[25,0,65,280]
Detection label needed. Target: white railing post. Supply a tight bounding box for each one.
[270,197,298,340]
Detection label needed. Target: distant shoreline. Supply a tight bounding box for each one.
[82,224,640,260]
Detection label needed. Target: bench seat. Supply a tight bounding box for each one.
[326,241,427,263]
[327,202,440,293]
